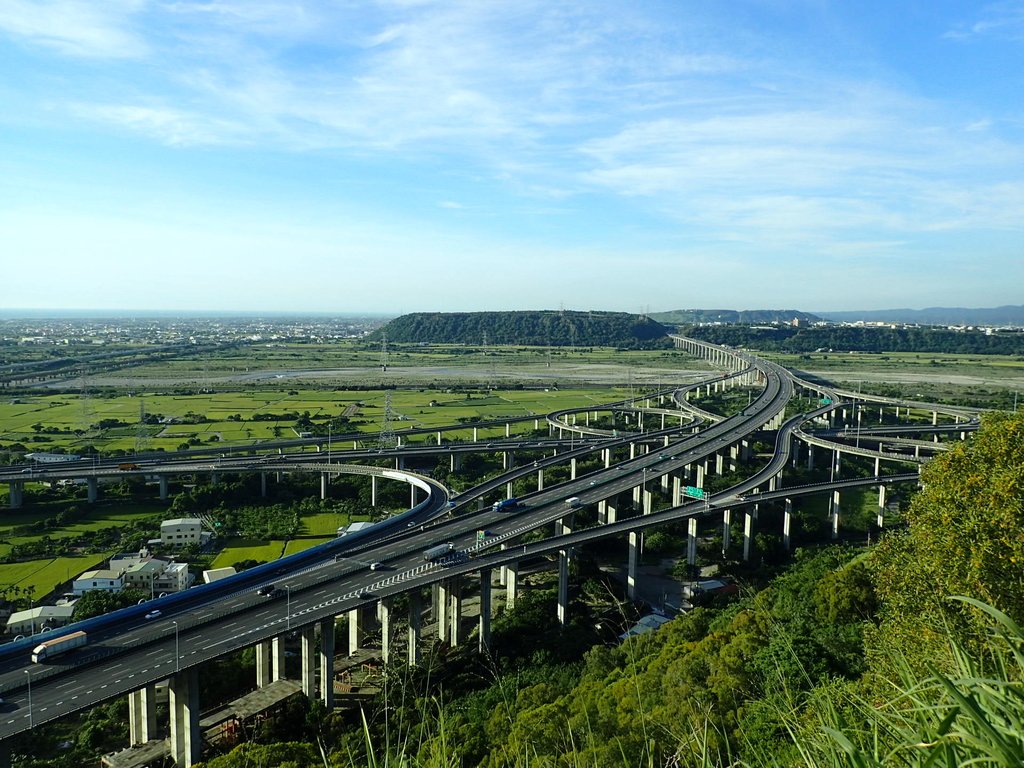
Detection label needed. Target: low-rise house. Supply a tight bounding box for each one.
[160,518,204,546]
[202,567,237,583]
[72,569,123,596]
[5,605,75,635]
[153,561,192,594]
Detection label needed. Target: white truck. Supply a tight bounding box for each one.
[565,497,582,508]
[31,630,88,663]
[423,542,456,561]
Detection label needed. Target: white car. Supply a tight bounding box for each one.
[144,609,162,620]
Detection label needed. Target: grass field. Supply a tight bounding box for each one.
[209,539,287,569]
[0,553,109,597]
[0,385,633,455]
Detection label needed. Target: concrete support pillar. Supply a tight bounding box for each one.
[380,599,394,664]
[537,468,544,491]
[503,451,513,470]
[260,472,267,497]
[627,531,639,599]
[436,582,448,640]
[743,510,754,562]
[661,471,670,491]
[505,562,519,608]
[783,498,792,551]
[159,476,169,501]
[877,484,887,528]
[643,489,652,516]
[473,427,479,442]
[210,471,218,486]
[715,452,724,475]
[672,474,682,506]
[479,569,492,652]
[128,685,157,746]
[687,517,698,566]
[729,445,739,472]
[606,500,617,525]
[371,475,377,507]
[348,606,365,655]
[300,625,316,698]
[87,476,98,503]
[505,422,511,438]
[169,669,201,768]
[831,490,841,539]
[602,449,611,469]
[570,457,577,480]
[437,431,443,445]
[407,591,422,665]
[256,641,272,687]
[696,463,705,488]
[874,456,881,477]
[271,636,284,681]
[449,577,463,647]
[8,482,23,509]
[722,508,731,552]
[320,618,335,709]
[450,452,461,472]
[320,472,328,500]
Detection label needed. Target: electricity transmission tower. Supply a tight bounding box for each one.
[378,390,397,449]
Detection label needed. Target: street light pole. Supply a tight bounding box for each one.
[172,620,179,673]
[24,670,32,728]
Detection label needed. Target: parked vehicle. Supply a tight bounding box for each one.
[31,631,87,663]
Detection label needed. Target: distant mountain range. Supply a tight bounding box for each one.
[651,306,1024,327]
[817,305,1024,326]
[649,309,820,325]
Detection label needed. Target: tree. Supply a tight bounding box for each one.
[871,410,1024,672]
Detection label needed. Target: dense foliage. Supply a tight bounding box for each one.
[684,324,1024,355]
[374,311,670,348]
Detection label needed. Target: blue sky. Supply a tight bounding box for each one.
[2,1,1022,314]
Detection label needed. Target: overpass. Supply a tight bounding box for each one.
[0,337,980,766]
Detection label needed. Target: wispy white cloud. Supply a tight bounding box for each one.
[70,103,248,146]
[0,0,147,58]
[944,1,1024,41]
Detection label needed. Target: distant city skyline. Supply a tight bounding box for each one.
[2,2,1022,313]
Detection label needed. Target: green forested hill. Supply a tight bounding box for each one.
[685,323,1024,354]
[372,310,669,348]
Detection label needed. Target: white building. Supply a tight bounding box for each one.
[160,518,204,546]
[153,562,192,594]
[72,569,123,596]
[5,605,75,636]
[202,567,237,584]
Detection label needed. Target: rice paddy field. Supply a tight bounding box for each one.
[0,339,1011,608]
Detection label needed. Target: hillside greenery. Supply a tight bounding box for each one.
[373,311,670,348]
[685,324,1024,355]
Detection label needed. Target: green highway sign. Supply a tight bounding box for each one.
[820,398,833,405]
[684,486,706,500]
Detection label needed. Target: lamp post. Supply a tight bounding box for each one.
[24,669,32,728]
[172,620,179,673]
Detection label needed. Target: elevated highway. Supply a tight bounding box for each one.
[0,337,981,766]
